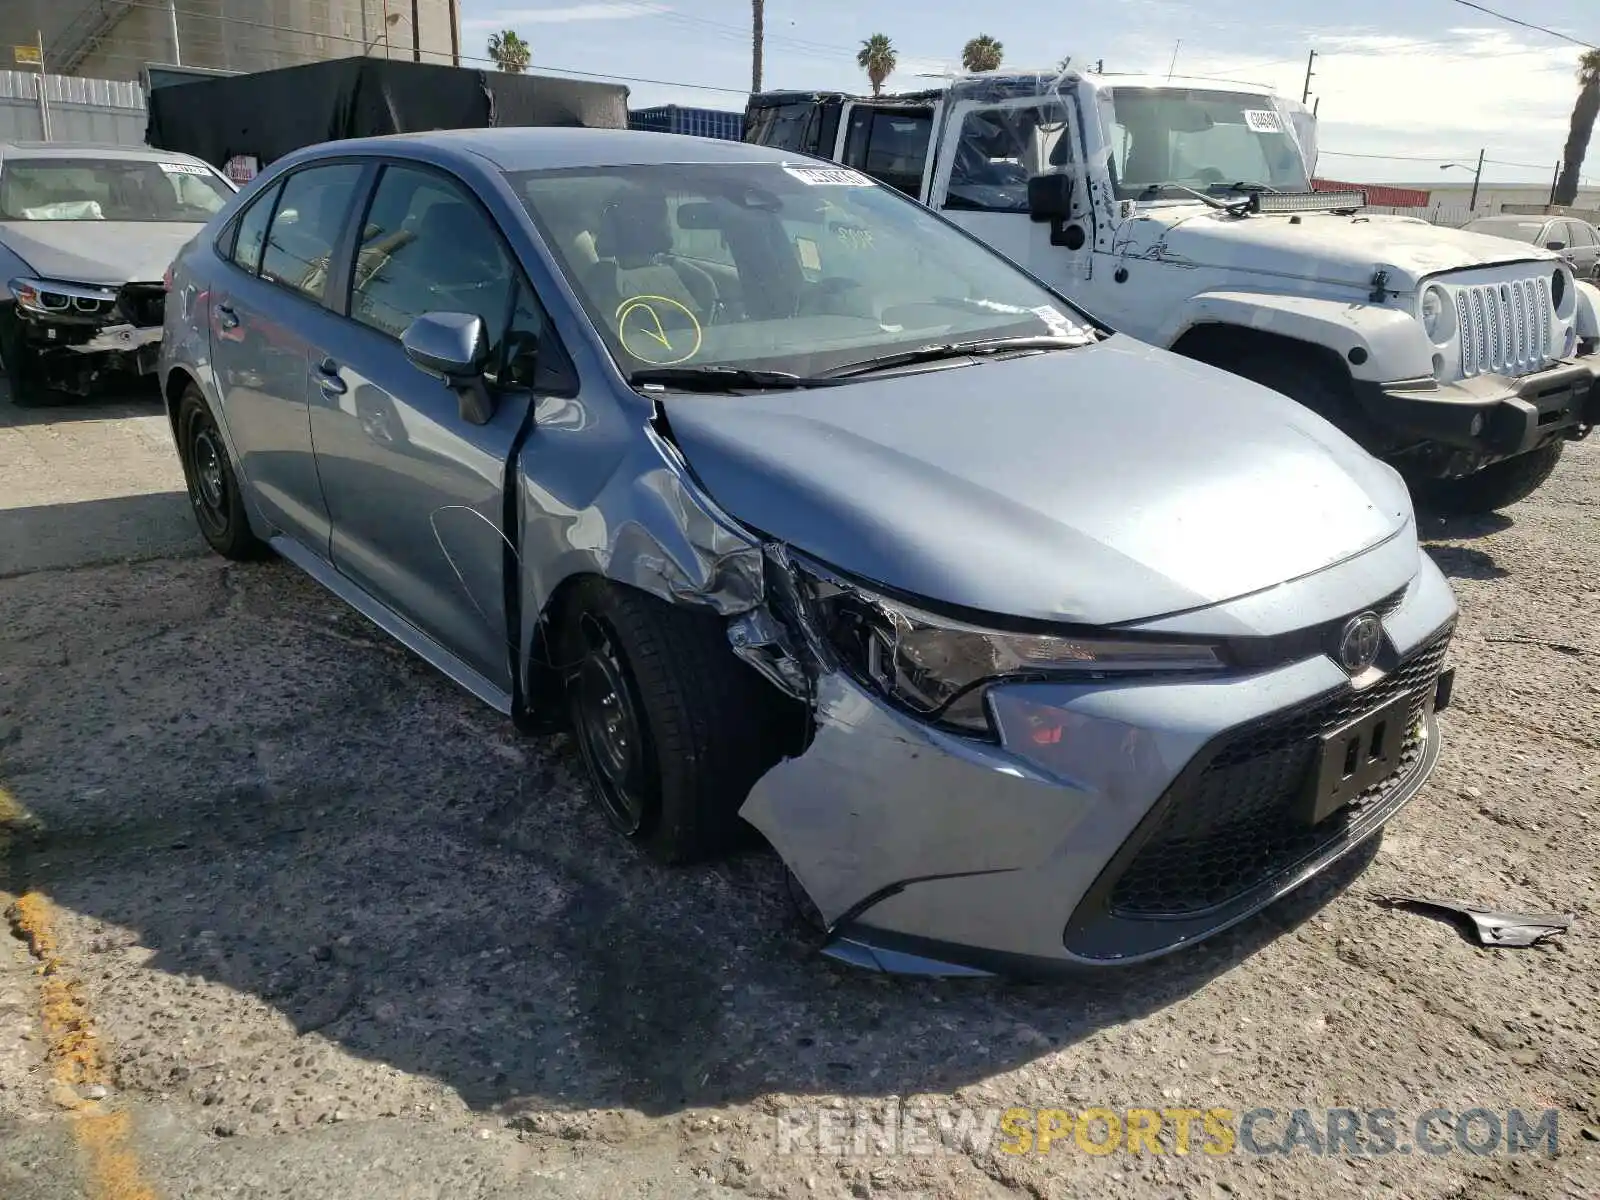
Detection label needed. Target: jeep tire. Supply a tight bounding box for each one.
[1409,439,1566,516]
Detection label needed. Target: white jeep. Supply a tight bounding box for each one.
[745,70,1600,512]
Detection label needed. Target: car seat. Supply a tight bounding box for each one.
[584,191,719,322]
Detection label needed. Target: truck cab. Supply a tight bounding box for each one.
[746,69,1600,514]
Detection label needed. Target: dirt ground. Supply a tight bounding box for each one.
[1,388,1597,1199]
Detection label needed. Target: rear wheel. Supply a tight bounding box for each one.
[176,385,266,560]
[560,579,797,864]
[1409,440,1566,515]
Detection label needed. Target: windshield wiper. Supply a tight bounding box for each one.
[628,365,837,392]
[1135,182,1250,212]
[814,335,1090,381]
[1208,181,1281,194]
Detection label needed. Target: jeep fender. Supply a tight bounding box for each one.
[1574,280,1600,341]
[1160,291,1434,384]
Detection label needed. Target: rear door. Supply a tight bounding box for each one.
[208,162,366,553]
[1567,220,1600,277]
[307,160,539,702]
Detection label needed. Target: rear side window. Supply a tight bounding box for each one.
[228,180,281,274]
[259,163,364,303]
[842,109,932,197]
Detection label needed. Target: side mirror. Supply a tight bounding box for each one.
[402,311,494,425]
[1546,241,1567,252]
[1027,172,1074,224]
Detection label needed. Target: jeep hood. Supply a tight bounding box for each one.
[662,338,1413,627]
[1141,207,1558,292]
[0,221,204,286]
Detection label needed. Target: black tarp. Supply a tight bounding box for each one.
[146,56,629,170]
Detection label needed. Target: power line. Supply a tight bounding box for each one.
[1446,0,1597,50]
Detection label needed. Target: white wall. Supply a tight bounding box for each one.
[0,69,146,144]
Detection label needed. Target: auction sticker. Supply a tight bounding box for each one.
[1243,109,1283,133]
[784,165,874,187]
[158,161,213,176]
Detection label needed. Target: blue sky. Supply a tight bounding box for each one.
[455,0,1599,186]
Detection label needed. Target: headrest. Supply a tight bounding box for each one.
[595,190,673,266]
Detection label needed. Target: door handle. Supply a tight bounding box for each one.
[314,358,347,396]
[216,303,238,330]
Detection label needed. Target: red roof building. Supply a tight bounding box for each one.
[1312,177,1431,207]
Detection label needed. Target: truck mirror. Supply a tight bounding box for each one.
[1027,173,1074,223]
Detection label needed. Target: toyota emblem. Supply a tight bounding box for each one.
[1338,612,1384,674]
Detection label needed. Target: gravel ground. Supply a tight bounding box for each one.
[1,392,1597,1199]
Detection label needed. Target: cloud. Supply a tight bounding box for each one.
[462,3,667,33]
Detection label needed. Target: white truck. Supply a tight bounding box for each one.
[744,69,1600,513]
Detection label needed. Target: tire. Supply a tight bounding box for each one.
[1409,439,1566,516]
[175,384,266,560]
[0,304,46,408]
[1212,348,1371,440]
[560,578,797,864]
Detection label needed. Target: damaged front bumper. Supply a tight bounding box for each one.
[8,277,167,386]
[739,549,1460,977]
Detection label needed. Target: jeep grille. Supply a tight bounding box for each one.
[1454,277,1553,379]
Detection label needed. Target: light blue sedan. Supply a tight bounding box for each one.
[161,129,1459,976]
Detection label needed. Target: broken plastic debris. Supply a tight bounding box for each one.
[1373,895,1573,948]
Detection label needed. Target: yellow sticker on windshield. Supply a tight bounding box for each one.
[616,295,703,366]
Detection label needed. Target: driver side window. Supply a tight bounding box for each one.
[348,164,514,367]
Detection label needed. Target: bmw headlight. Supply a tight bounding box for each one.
[1421,285,1455,344]
[799,566,1225,734]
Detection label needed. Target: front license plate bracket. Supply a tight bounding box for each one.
[1305,692,1418,825]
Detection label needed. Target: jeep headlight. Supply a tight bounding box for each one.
[799,565,1225,734]
[1421,285,1455,344]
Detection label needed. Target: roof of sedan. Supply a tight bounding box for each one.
[332,127,796,172]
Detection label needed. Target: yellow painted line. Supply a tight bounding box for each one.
[3,785,159,1200]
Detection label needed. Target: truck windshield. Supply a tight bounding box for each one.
[513,161,1095,382]
[1100,88,1309,202]
[0,157,232,221]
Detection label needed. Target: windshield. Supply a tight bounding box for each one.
[513,162,1093,380]
[944,101,1074,214]
[1099,88,1309,201]
[0,157,232,222]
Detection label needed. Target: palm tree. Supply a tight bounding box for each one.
[487,30,530,74]
[961,34,1003,74]
[751,0,764,92]
[1555,50,1600,206]
[857,33,896,97]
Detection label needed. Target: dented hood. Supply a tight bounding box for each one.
[664,338,1412,626]
[0,221,203,286]
[1143,206,1559,291]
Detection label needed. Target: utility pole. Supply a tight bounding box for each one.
[1550,160,1561,206]
[1470,147,1483,213]
[1095,58,1103,73]
[1166,39,1181,80]
[167,0,181,65]
[1301,49,1316,103]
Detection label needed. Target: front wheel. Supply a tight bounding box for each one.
[1408,440,1566,515]
[560,579,797,864]
[0,305,46,407]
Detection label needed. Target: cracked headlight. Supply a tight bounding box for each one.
[8,277,118,319]
[802,570,1225,734]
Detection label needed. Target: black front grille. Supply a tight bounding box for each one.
[1109,632,1452,919]
[119,284,165,328]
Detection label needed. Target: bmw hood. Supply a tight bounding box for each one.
[0,221,204,286]
[1137,206,1560,292]
[662,338,1414,627]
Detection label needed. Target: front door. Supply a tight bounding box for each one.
[209,162,365,553]
[308,162,537,697]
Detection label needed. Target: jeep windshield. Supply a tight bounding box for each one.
[514,161,1095,385]
[1098,87,1310,203]
[0,157,232,222]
